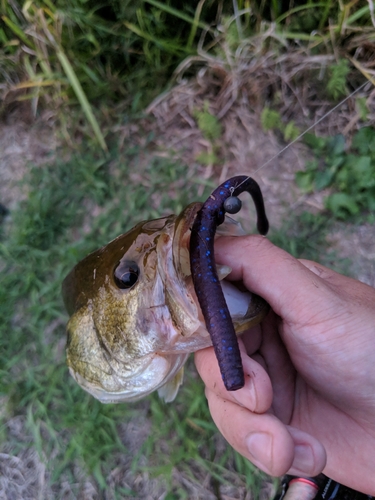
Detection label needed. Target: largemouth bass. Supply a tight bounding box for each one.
[62,177,268,403]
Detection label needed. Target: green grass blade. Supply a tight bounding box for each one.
[346,6,370,25]
[56,49,108,152]
[277,31,326,42]
[41,0,56,11]
[123,21,189,56]
[1,15,36,49]
[275,2,327,24]
[187,0,206,49]
[143,0,208,30]
[318,0,334,31]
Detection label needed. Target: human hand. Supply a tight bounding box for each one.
[194,235,375,495]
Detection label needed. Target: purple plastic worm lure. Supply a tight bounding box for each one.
[189,176,269,391]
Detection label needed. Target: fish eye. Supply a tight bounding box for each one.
[114,261,140,289]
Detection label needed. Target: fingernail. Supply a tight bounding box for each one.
[245,432,272,468]
[233,386,255,409]
[292,444,315,473]
[232,372,258,410]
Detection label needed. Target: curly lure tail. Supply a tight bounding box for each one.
[189,176,269,391]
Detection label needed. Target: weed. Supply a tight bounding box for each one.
[327,59,351,100]
[1,1,214,121]
[194,102,222,142]
[296,127,375,220]
[260,107,282,131]
[194,101,223,165]
[261,107,300,142]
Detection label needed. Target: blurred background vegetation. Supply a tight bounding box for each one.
[0,1,374,498]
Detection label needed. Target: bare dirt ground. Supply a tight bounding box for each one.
[1,73,374,499]
[0,109,57,209]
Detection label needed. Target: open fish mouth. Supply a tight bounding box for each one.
[62,198,268,403]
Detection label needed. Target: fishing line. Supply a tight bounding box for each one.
[234,80,370,191]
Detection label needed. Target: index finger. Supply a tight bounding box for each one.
[195,338,273,414]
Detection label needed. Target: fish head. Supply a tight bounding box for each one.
[62,204,208,403]
[62,203,268,403]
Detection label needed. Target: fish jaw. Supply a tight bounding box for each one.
[67,305,189,404]
[66,300,191,403]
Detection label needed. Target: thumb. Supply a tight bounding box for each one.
[214,235,335,324]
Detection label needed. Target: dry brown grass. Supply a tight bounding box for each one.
[114,35,373,231]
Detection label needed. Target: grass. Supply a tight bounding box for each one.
[2,138,275,497]
[1,0,375,498]
[0,132,360,497]
[0,147,171,490]
[1,0,374,149]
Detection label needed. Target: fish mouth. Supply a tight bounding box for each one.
[68,352,189,403]
[172,202,269,334]
[172,202,201,281]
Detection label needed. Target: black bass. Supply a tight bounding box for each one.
[62,179,268,403]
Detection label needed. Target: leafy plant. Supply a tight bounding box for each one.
[194,101,223,165]
[261,108,282,131]
[296,127,375,219]
[194,101,222,142]
[327,59,350,100]
[261,107,300,142]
